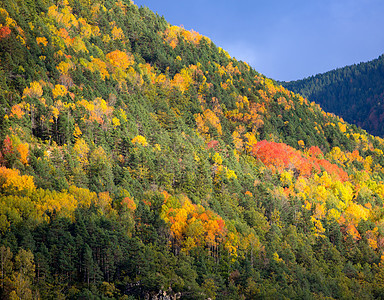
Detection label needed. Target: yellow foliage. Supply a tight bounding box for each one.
[311,216,326,236]
[131,135,148,146]
[51,106,59,121]
[77,97,113,126]
[56,61,73,75]
[22,81,43,99]
[338,122,347,133]
[181,28,203,45]
[224,167,237,180]
[52,84,67,99]
[280,170,293,186]
[97,191,113,214]
[73,124,82,138]
[90,57,109,80]
[73,138,89,166]
[119,108,128,122]
[363,156,373,173]
[332,180,354,204]
[68,185,96,207]
[244,132,257,152]
[303,200,311,210]
[273,252,284,263]
[344,202,368,225]
[111,26,125,40]
[78,17,93,38]
[195,109,222,137]
[112,117,120,128]
[295,177,311,200]
[327,147,347,165]
[72,36,88,53]
[232,130,243,150]
[313,203,326,220]
[0,167,35,195]
[172,67,194,93]
[327,208,341,221]
[212,152,223,165]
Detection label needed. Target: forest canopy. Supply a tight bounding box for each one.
[1,0,384,299]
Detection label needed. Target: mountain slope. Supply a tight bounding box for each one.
[282,54,384,136]
[1,0,384,299]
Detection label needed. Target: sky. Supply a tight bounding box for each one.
[133,0,384,81]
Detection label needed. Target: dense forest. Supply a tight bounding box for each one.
[282,54,384,137]
[2,0,384,299]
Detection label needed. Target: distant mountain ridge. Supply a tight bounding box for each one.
[282,54,384,136]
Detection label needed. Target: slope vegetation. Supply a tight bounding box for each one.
[1,0,384,299]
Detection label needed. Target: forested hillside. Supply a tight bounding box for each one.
[282,54,384,137]
[2,0,384,299]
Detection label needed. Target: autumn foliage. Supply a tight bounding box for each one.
[252,140,348,181]
[0,25,11,39]
[2,0,384,298]
[161,194,226,253]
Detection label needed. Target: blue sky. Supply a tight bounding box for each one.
[133,0,384,81]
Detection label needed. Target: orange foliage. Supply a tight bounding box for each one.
[315,158,348,182]
[163,25,205,49]
[206,140,219,150]
[0,25,11,39]
[161,195,226,252]
[181,29,203,45]
[9,104,24,119]
[122,196,136,212]
[344,224,361,241]
[106,50,134,70]
[16,143,28,165]
[307,146,323,159]
[58,28,72,46]
[36,36,48,47]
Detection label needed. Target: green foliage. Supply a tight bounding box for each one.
[2,0,384,298]
[282,54,384,137]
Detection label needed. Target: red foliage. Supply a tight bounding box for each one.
[2,136,13,156]
[0,136,13,166]
[315,158,348,182]
[308,146,323,158]
[252,140,348,181]
[252,140,312,176]
[206,140,219,149]
[0,26,11,39]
